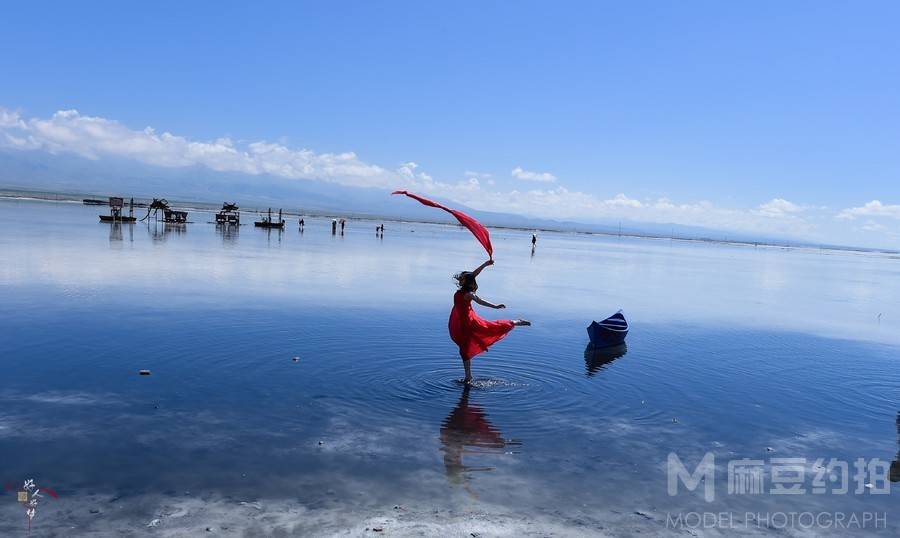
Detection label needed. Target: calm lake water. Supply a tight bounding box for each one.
[0,198,898,536]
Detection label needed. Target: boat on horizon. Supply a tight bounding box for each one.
[98,197,137,223]
[216,202,240,226]
[255,208,285,229]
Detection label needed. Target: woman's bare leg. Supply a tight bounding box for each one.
[462,358,472,383]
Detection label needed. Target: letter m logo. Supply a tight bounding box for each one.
[668,452,715,502]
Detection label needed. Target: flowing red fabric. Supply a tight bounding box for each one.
[392,190,493,258]
[448,290,515,360]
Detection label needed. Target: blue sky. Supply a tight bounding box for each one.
[2,1,900,246]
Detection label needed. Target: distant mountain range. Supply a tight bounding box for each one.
[0,149,865,249]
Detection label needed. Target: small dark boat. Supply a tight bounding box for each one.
[140,198,189,223]
[99,197,137,222]
[255,208,285,229]
[164,209,188,223]
[254,221,284,229]
[99,215,136,223]
[216,202,240,225]
[586,310,628,348]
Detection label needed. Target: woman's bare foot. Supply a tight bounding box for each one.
[513,319,531,326]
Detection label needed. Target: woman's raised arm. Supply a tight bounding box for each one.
[471,259,494,277]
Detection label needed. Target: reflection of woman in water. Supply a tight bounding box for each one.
[440,384,519,491]
[450,259,530,383]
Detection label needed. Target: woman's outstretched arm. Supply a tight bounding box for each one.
[471,259,494,277]
[469,293,506,309]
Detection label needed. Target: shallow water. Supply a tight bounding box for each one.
[0,198,898,535]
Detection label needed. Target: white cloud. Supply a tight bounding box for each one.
[422,183,816,237]
[606,193,643,208]
[511,166,557,182]
[0,108,397,188]
[861,220,886,232]
[757,198,804,217]
[0,109,26,128]
[837,200,900,220]
[464,170,492,179]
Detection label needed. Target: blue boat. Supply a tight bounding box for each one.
[586,310,628,348]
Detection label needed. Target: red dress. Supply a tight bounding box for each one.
[449,290,515,360]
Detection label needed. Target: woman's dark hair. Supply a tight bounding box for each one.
[454,271,478,292]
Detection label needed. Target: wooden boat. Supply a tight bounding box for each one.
[163,209,188,223]
[99,197,137,222]
[255,208,285,229]
[216,202,240,225]
[99,215,136,223]
[254,221,284,228]
[140,198,189,223]
[586,310,628,348]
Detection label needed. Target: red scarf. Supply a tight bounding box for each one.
[392,191,493,258]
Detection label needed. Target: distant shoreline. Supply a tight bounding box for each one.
[2,187,898,257]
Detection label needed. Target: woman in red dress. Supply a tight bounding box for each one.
[450,259,530,383]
